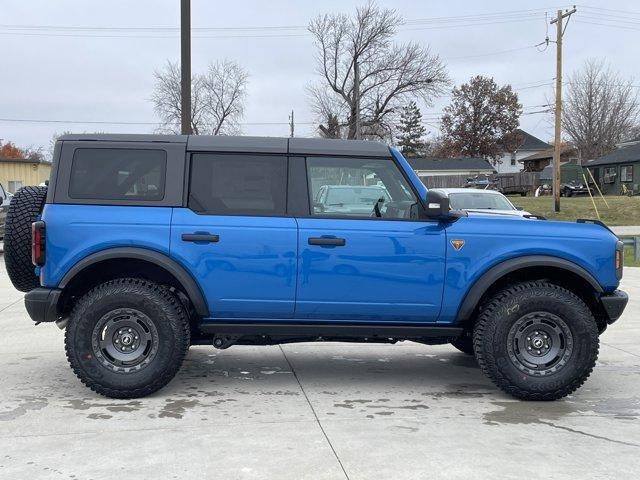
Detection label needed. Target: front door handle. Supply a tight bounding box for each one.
[181,233,219,243]
[308,237,346,247]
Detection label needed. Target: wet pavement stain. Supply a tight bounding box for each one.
[64,399,143,413]
[158,399,200,419]
[483,398,640,448]
[0,397,48,421]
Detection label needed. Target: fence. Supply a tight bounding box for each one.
[418,171,542,192]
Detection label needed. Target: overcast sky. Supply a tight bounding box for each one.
[3,0,640,156]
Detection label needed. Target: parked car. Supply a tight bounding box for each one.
[4,134,627,401]
[313,185,391,216]
[431,188,532,217]
[536,181,590,197]
[0,183,10,239]
[463,174,497,190]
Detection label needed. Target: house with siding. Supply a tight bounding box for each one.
[493,129,552,174]
[586,143,640,195]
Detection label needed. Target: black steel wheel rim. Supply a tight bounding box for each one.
[507,312,573,376]
[91,308,159,374]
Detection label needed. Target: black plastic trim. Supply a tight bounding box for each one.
[456,255,604,322]
[199,321,462,338]
[58,247,209,316]
[24,288,62,323]
[600,289,628,324]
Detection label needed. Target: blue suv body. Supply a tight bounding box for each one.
[13,134,627,400]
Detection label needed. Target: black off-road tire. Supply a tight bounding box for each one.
[65,278,190,398]
[4,186,48,292]
[451,331,475,355]
[473,281,599,401]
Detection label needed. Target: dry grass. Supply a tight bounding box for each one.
[509,195,640,226]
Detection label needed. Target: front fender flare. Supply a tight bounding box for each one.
[455,255,603,322]
[59,247,209,317]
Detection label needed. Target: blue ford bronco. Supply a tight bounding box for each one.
[4,134,628,400]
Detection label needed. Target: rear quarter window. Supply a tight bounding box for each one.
[69,148,166,201]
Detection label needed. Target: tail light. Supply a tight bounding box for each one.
[32,221,46,267]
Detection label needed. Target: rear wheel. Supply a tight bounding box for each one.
[451,332,474,355]
[65,278,190,398]
[4,186,47,292]
[473,281,599,400]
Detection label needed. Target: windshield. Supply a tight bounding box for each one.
[448,192,515,210]
[325,187,391,206]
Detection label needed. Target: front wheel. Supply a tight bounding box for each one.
[473,281,599,400]
[65,278,190,398]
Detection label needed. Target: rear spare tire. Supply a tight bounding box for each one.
[4,186,47,292]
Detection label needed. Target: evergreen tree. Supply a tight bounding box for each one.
[396,101,427,157]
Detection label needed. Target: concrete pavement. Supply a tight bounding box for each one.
[0,258,639,479]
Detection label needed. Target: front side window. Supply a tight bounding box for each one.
[620,165,633,182]
[604,167,617,184]
[306,157,418,219]
[188,154,287,216]
[69,148,166,200]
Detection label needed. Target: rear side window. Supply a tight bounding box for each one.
[69,148,166,200]
[188,153,287,215]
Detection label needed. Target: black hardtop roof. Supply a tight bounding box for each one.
[58,134,391,157]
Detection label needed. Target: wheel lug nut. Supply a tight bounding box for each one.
[121,346,126,351]
[537,350,541,354]
[128,328,132,333]
[115,339,119,344]
[527,337,531,341]
[527,346,532,350]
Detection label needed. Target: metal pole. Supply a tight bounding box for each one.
[180,0,192,135]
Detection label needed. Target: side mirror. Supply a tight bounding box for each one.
[423,190,465,221]
[425,190,450,218]
[515,206,524,211]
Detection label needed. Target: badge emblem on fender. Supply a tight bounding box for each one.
[450,239,465,251]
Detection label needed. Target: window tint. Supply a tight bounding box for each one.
[306,157,418,219]
[189,154,287,216]
[69,149,166,200]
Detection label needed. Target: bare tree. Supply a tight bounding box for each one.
[308,1,448,140]
[562,59,639,160]
[201,60,248,135]
[152,60,248,135]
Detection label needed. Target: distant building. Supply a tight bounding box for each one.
[586,143,640,195]
[519,145,579,172]
[493,129,551,174]
[406,157,495,178]
[0,157,51,193]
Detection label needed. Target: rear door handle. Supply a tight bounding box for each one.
[308,237,346,247]
[181,233,219,243]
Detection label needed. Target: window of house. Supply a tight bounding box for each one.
[620,165,634,182]
[188,154,287,216]
[603,167,617,184]
[306,157,418,219]
[510,152,516,166]
[69,148,166,200]
[8,180,23,193]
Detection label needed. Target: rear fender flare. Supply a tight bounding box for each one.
[59,247,209,316]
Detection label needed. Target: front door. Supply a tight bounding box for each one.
[171,153,297,319]
[295,156,446,323]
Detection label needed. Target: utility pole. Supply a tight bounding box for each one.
[354,61,362,140]
[550,6,576,212]
[180,0,192,135]
[289,110,295,138]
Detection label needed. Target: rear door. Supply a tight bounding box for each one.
[295,155,446,322]
[170,153,297,319]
